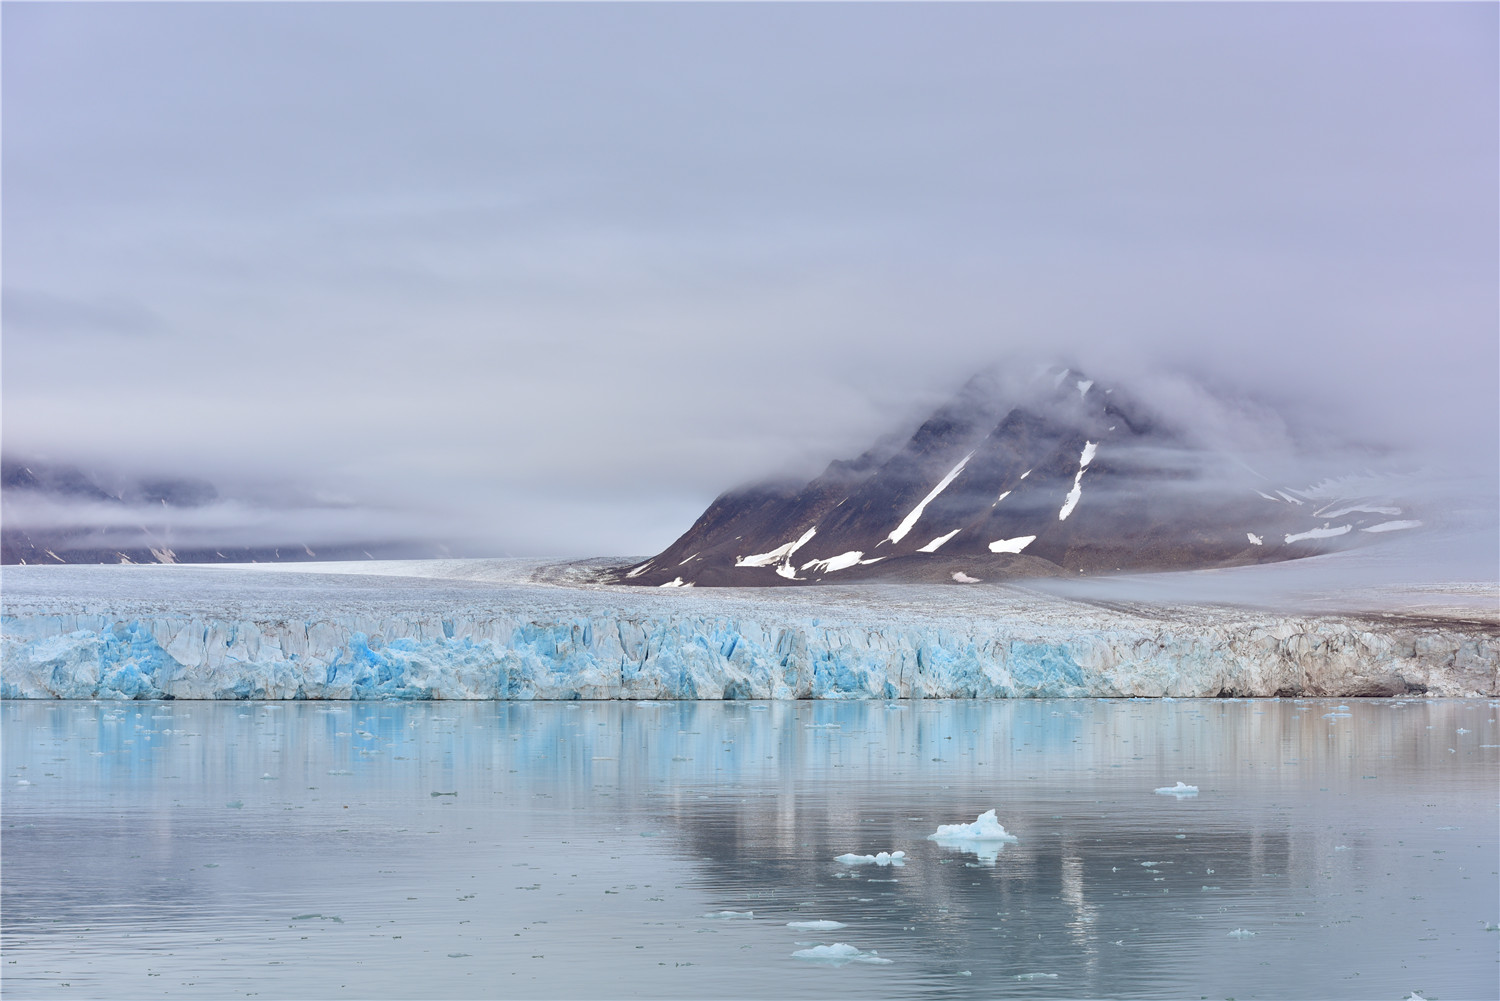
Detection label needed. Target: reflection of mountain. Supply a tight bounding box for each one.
[5,700,1490,997]
[615,367,1417,587]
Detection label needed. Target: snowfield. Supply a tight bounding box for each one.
[1,559,1495,700]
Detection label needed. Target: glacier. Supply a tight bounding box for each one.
[1,559,1495,700]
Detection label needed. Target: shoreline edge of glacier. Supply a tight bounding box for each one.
[2,560,1495,700]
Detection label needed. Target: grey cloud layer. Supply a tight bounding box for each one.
[3,3,1495,557]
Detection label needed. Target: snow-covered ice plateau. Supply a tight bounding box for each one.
[1,559,1495,700]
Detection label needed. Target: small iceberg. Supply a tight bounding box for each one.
[702,910,754,919]
[1227,928,1256,938]
[792,943,892,965]
[787,920,847,931]
[928,810,1018,863]
[928,810,1019,843]
[835,851,906,866]
[1154,782,1199,797]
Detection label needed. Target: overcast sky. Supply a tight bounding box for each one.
[4,2,1496,557]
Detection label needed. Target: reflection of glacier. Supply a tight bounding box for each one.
[2,561,1495,699]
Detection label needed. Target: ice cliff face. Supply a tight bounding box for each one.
[2,562,1494,700]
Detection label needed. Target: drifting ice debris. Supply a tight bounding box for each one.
[1015,972,1059,980]
[1154,782,1199,797]
[929,809,1019,842]
[787,920,848,931]
[835,851,906,866]
[792,943,892,965]
[702,910,754,919]
[1227,928,1256,938]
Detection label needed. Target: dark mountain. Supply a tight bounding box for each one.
[612,367,1417,587]
[0,458,445,565]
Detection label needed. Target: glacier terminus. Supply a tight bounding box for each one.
[2,559,1494,700]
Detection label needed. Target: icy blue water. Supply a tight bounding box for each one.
[3,698,1497,999]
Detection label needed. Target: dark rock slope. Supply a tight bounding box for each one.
[613,367,1416,587]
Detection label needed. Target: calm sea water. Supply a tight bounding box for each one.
[3,698,1496,1000]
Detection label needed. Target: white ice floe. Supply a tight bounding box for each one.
[792,943,892,965]
[787,920,848,931]
[1246,533,1263,546]
[836,851,906,866]
[834,852,900,864]
[1362,520,1422,534]
[634,700,669,707]
[802,551,865,574]
[887,451,975,544]
[918,528,962,553]
[1015,973,1059,980]
[952,572,982,583]
[989,535,1036,554]
[736,527,817,567]
[1227,928,1256,938]
[1284,525,1351,543]
[1154,782,1199,797]
[929,809,1019,842]
[703,910,754,919]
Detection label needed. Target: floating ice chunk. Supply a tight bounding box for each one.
[792,943,892,965]
[703,910,754,919]
[634,700,669,707]
[888,451,974,544]
[835,851,906,866]
[1362,520,1422,534]
[929,809,1019,842]
[1285,525,1351,543]
[15,779,30,786]
[1154,782,1198,797]
[1015,972,1058,980]
[736,526,817,567]
[918,528,962,553]
[988,535,1036,554]
[952,572,982,583]
[802,551,864,574]
[787,920,848,931]
[1227,928,1256,938]
[1247,533,1263,546]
